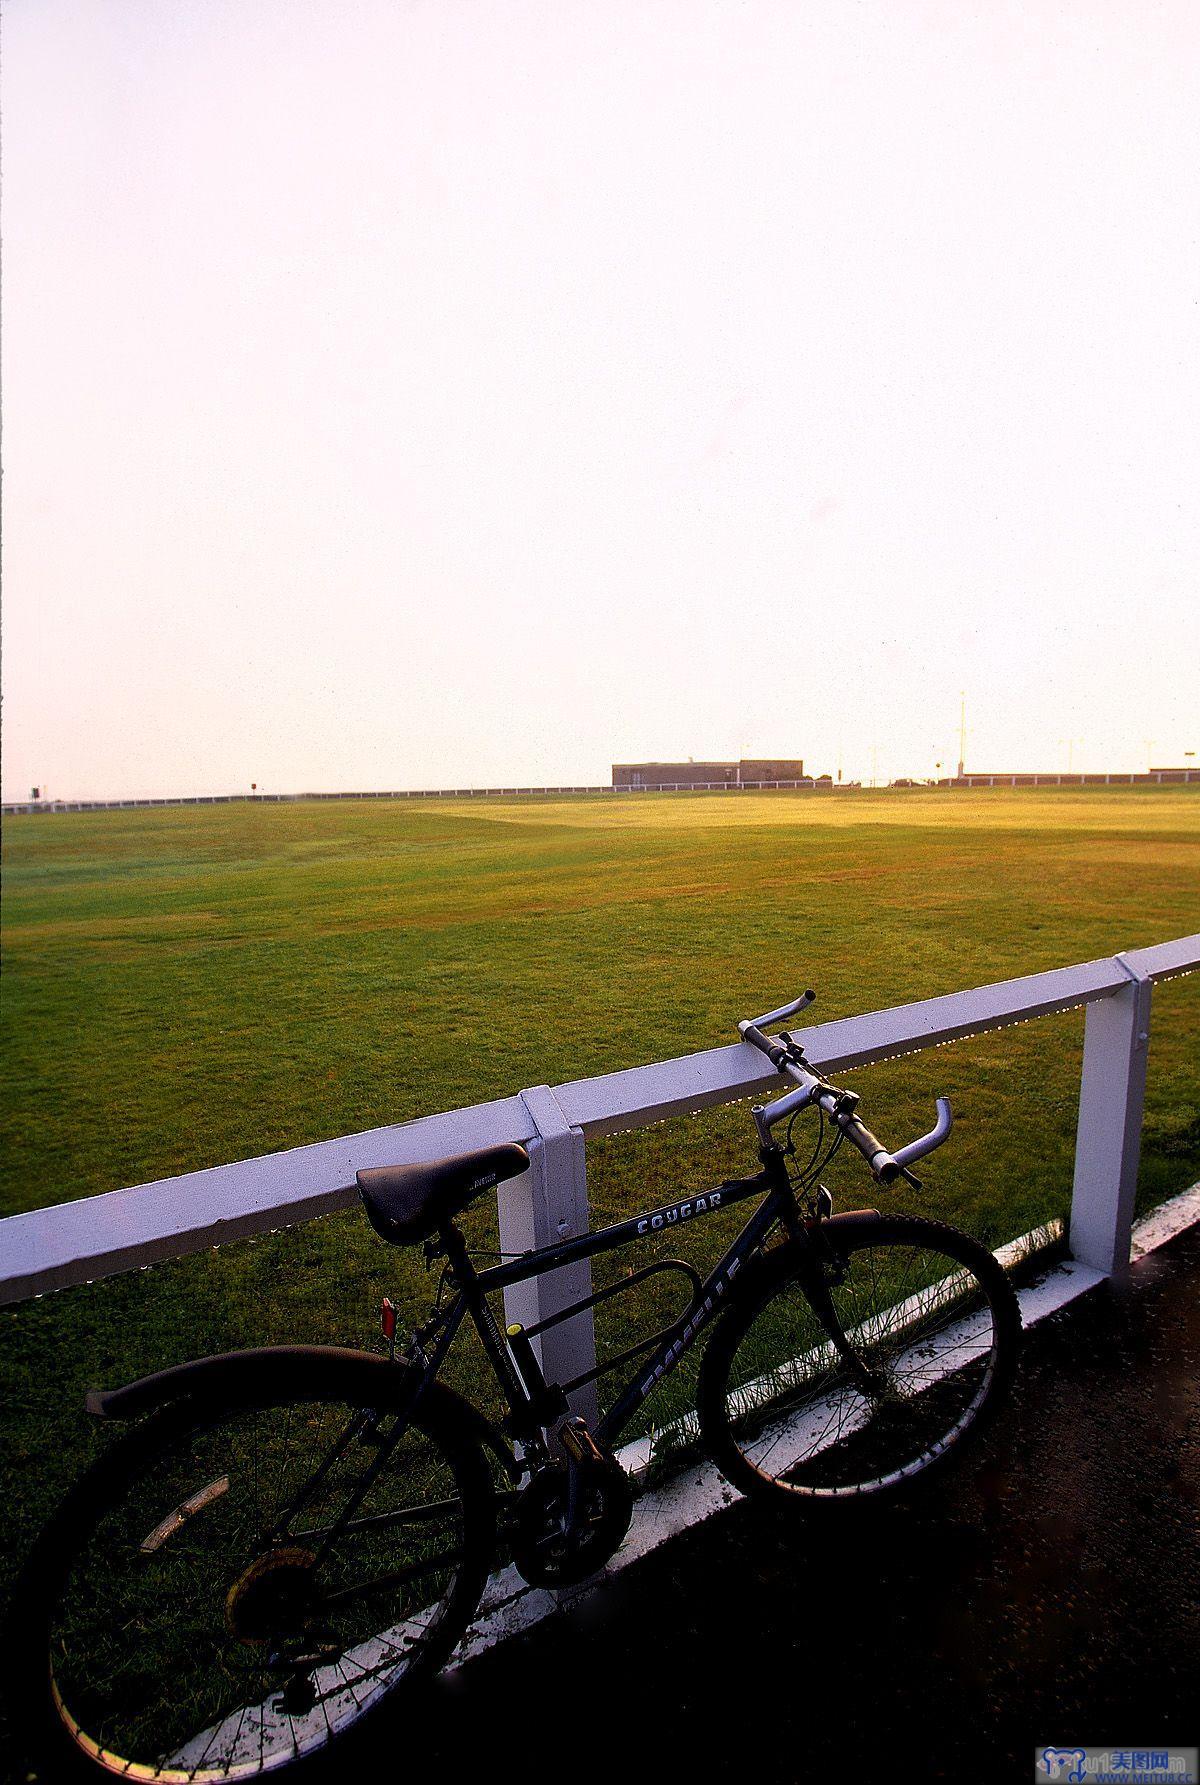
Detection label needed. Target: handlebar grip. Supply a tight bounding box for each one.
[740,1022,791,1070]
[837,1112,902,1184]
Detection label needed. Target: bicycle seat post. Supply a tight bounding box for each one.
[438,1223,473,1284]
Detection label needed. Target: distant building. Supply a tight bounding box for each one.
[612,758,804,788]
[738,759,807,783]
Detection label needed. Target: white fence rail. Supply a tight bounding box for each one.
[6,769,1198,814]
[2,935,1197,1414]
[2,782,832,813]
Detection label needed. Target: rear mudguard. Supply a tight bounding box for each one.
[85,1343,515,1473]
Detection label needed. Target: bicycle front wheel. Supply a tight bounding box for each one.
[13,1355,495,1781]
[699,1215,1020,1504]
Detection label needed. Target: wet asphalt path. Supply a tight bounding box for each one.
[329,1225,1199,1783]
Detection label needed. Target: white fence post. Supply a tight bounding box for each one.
[1069,958,1153,1276]
[497,1085,600,1426]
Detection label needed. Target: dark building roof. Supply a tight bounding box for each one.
[612,758,805,787]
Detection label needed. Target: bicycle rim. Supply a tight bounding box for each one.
[29,1385,491,1780]
[702,1217,1019,1501]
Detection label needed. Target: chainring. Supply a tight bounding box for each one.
[511,1456,633,1588]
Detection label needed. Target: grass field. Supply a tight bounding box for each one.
[2,787,1198,1630]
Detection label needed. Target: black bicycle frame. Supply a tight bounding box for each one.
[287,1152,807,1561]
[400,1147,804,1452]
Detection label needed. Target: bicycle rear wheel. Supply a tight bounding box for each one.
[698,1215,1020,1504]
[12,1356,495,1780]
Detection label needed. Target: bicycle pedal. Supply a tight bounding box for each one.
[559,1417,603,1466]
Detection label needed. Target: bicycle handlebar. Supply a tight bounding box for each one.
[738,993,953,1185]
[893,1097,954,1169]
[740,990,816,1030]
[737,1021,791,1069]
[834,1109,903,1183]
[737,991,815,1071]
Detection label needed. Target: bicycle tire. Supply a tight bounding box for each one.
[698,1214,1020,1505]
[10,1352,496,1781]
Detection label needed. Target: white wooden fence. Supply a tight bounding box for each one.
[5,769,1198,814]
[1,935,1197,1424]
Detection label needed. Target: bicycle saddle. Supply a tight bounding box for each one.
[357,1142,530,1244]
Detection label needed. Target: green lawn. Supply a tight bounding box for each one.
[1,787,1198,1615]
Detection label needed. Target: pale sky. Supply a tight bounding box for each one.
[2,0,1197,799]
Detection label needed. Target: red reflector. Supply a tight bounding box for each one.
[380,1298,397,1340]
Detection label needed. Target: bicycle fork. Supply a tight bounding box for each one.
[793,1245,886,1399]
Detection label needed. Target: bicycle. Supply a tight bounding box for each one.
[10,991,1021,1781]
